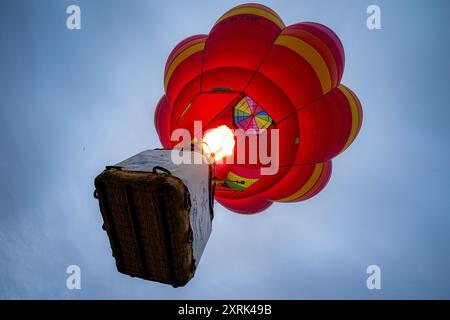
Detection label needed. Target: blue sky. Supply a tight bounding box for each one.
[1,0,450,299]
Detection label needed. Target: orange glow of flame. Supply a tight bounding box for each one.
[202,125,235,161]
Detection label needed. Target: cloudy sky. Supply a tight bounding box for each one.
[1,0,449,299]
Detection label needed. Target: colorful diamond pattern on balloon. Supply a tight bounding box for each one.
[233,96,273,133]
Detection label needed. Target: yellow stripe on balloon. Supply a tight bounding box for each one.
[282,28,339,87]
[167,37,205,68]
[338,84,361,154]
[178,102,192,121]
[164,42,205,90]
[227,171,259,189]
[276,163,324,202]
[214,7,285,30]
[274,35,332,94]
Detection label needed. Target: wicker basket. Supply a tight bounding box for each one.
[94,150,213,287]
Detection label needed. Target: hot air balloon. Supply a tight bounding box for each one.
[154,3,363,214]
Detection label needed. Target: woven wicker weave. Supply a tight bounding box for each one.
[95,168,195,287]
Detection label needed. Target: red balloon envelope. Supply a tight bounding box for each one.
[154,3,363,214]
